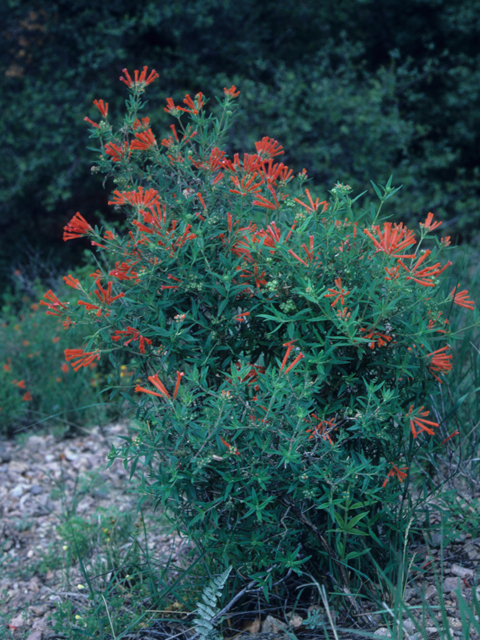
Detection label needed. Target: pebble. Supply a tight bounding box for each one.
[443,577,462,593]
[11,484,29,498]
[25,435,46,452]
[450,564,474,580]
[0,444,12,463]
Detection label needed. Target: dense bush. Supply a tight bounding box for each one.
[42,69,478,591]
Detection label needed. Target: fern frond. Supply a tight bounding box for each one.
[193,567,232,640]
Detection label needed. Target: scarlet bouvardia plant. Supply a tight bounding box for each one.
[42,66,478,585]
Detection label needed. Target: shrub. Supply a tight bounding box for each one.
[43,67,478,590]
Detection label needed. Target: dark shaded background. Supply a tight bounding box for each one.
[1,0,480,299]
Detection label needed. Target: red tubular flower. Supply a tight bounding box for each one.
[229,174,264,196]
[280,340,297,372]
[284,352,304,375]
[94,280,125,305]
[253,189,281,211]
[133,117,150,130]
[63,275,81,289]
[301,236,315,262]
[441,430,459,445]
[65,349,100,372]
[288,249,308,266]
[109,186,160,209]
[164,97,181,114]
[77,300,101,315]
[237,263,266,289]
[22,391,32,401]
[420,211,442,232]
[109,261,139,282]
[325,278,350,308]
[204,147,226,171]
[427,346,452,382]
[224,85,240,98]
[40,290,69,316]
[120,66,159,88]
[173,371,184,400]
[179,92,205,115]
[257,159,287,186]
[135,373,171,399]
[294,189,329,214]
[382,463,408,487]
[363,222,416,259]
[359,328,392,349]
[197,192,207,210]
[84,117,100,128]
[93,99,108,118]
[450,285,475,310]
[111,327,152,353]
[105,141,129,163]
[235,312,250,322]
[306,416,336,444]
[384,266,401,281]
[130,128,157,151]
[398,250,452,287]
[63,212,92,241]
[220,436,240,455]
[407,405,439,438]
[255,137,283,158]
[62,318,74,330]
[16,380,25,389]
[3,358,11,372]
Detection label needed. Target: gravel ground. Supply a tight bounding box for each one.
[0,424,189,640]
[1,426,480,640]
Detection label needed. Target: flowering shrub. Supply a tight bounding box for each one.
[44,67,478,586]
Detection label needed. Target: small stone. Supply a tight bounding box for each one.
[425,585,438,600]
[403,587,416,601]
[25,631,42,640]
[287,613,303,629]
[30,485,42,495]
[9,614,26,629]
[64,448,78,461]
[425,627,439,638]
[0,445,11,463]
[450,564,474,580]
[403,619,417,633]
[262,615,289,635]
[443,577,462,593]
[25,435,46,451]
[8,460,29,474]
[447,616,462,630]
[11,484,29,498]
[374,629,392,638]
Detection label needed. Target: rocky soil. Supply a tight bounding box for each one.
[1,425,480,640]
[0,424,188,640]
